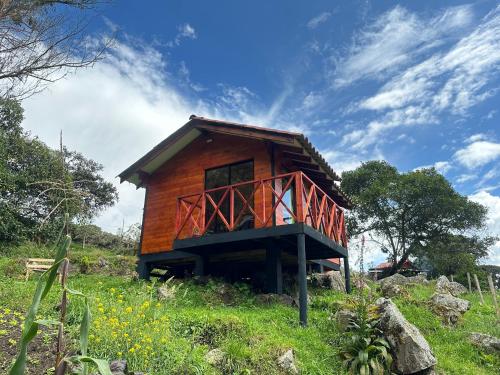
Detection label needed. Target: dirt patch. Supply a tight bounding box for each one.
[0,309,58,375]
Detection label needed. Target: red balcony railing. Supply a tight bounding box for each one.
[174,171,347,248]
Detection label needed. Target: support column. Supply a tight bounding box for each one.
[266,243,283,294]
[344,256,351,294]
[137,259,151,281]
[194,255,205,277]
[297,233,308,326]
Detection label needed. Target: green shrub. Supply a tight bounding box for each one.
[339,295,392,375]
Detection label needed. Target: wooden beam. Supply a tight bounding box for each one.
[290,160,320,170]
[282,151,311,162]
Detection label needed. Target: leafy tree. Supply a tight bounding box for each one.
[341,161,492,275]
[0,99,118,242]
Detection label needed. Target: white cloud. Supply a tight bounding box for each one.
[456,173,477,183]
[168,23,197,46]
[340,5,500,151]
[469,190,500,265]
[454,140,500,168]
[22,39,196,233]
[307,12,332,29]
[333,5,473,88]
[466,133,488,143]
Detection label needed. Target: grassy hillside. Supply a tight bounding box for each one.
[0,243,498,374]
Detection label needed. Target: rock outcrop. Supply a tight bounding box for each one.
[335,309,357,332]
[376,298,437,374]
[381,283,405,298]
[310,271,345,291]
[429,293,470,325]
[277,349,299,374]
[435,276,467,296]
[469,332,500,354]
[256,293,295,307]
[205,348,226,366]
[378,273,409,289]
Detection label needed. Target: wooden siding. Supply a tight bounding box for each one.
[141,133,273,254]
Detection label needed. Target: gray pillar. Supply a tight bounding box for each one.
[266,244,283,294]
[344,256,351,294]
[137,259,151,281]
[297,233,308,326]
[194,255,205,277]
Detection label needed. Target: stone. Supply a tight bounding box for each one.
[277,349,299,374]
[381,283,405,298]
[205,348,226,366]
[376,297,437,374]
[429,293,470,325]
[293,293,312,307]
[110,360,127,375]
[335,309,356,332]
[157,284,176,301]
[436,276,467,296]
[310,271,346,291]
[256,293,295,307]
[378,273,409,289]
[97,257,109,268]
[469,332,500,354]
[407,274,429,284]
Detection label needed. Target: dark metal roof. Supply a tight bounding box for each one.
[118,115,352,207]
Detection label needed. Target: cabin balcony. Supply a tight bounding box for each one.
[172,171,348,261]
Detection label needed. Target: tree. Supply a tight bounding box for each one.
[341,161,492,275]
[0,0,109,99]
[0,98,118,242]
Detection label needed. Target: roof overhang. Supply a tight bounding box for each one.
[118,115,352,208]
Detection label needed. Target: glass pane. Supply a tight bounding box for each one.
[205,167,230,189]
[230,161,253,184]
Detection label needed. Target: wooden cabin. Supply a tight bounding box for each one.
[119,115,352,325]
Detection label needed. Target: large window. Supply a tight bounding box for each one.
[205,160,254,233]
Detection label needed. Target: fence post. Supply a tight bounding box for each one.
[467,272,472,293]
[294,172,304,222]
[450,274,454,282]
[473,274,485,305]
[487,274,499,320]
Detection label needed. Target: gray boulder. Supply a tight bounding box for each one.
[378,273,409,289]
[429,293,470,325]
[469,333,500,354]
[205,348,226,366]
[110,360,127,375]
[436,276,467,296]
[407,274,429,284]
[381,283,405,298]
[157,284,176,301]
[310,271,345,291]
[376,298,437,374]
[277,349,299,374]
[335,309,356,332]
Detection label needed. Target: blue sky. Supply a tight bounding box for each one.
[21,1,500,266]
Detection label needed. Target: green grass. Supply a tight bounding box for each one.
[0,244,499,374]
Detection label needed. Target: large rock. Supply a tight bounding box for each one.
[277,349,299,374]
[469,332,500,354]
[429,293,470,325]
[157,284,176,301]
[310,271,345,291]
[205,348,226,366]
[110,360,127,375]
[407,274,429,284]
[381,283,405,298]
[378,273,409,289]
[436,276,467,296]
[335,309,356,332]
[376,298,437,374]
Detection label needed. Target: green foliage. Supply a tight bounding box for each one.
[339,295,392,375]
[341,161,493,274]
[0,99,118,244]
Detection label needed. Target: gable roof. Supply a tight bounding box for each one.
[118,115,352,208]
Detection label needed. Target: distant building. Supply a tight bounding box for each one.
[368,259,422,280]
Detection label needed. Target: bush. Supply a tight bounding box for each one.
[339,294,392,374]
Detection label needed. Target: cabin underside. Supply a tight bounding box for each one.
[137,223,351,325]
